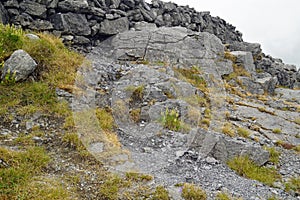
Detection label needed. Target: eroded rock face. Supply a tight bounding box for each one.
[99,17,129,35]
[101,24,232,77]
[51,13,91,36]
[190,129,269,166]
[1,0,298,88]
[231,51,255,74]
[1,49,37,82]
[0,2,8,24]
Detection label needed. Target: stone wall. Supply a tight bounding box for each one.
[0,0,243,46]
[0,0,299,88]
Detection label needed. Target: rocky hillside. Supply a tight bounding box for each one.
[0,0,300,200]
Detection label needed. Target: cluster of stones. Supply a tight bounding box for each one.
[0,0,299,88]
[0,0,242,46]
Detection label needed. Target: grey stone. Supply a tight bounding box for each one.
[275,88,300,104]
[134,21,157,31]
[88,142,104,153]
[47,0,59,9]
[99,17,129,35]
[4,0,19,8]
[255,75,278,94]
[25,33,40,40]
[58,0,89,12]
[123,0,135,8]
[51,13,91,36]
[106,0,121,8]
[19,1,47,18]
[11,13,33,26]
[73,36,91,45]
[0,2,8,24]
[190,129,270,166]
[106,26,228,76]
[29,19,53,30]
[1,49,37,82]
[231,51,255,74]
[229,41,262,57]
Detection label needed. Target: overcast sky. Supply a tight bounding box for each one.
[146,0,300,68]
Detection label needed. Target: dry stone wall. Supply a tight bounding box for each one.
[0,0,243,46]
[0,0,299,88]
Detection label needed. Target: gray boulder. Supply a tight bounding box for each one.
[190,129,270,166]
[19,1,47,18]
[255,74,278,94]
[47,0,59,9]
[228,41,262,57]
[29,19,53,30]
[51,13,91,36]
[103,25,231,77]
[57,0,89,12]
[231,51,255,74]
[1,49,37,82]
[275,88,300,104]
[256,57,298,88]
[99,17,129,35]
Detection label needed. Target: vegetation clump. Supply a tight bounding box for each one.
[264,146,281,165]
[173,66,207,92]
[272,128,282,134]
[216,192,243,200]
[285,176,300,194]
[151,186,170,200]
[222,122,235,137]
[0,147,53,199]
[181,183,207,200]
[237,127,250,138]
[227,156,281,186]
[161,107,182,132]
[0,24,84,119]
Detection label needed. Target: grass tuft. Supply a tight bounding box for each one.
[222,122,235,137]
[285,176,300,194]
[227,155,281,186]
[151,186,170,200]
[173,66,207,92]
[181,183,207,200]
[161,107,181,132]
[237,127,250,138]
[0,146,51,199]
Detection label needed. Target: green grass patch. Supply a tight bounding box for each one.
[0,24,83,120]
[182,94,208,107]
[227,156,281,186]
[0,146,51,199]
[173,66,207,92]
[96,107,115,131]
[151,186,170,200]
[181,183,207,200]
[216,192,243,200]
[237,127,250,138]
[160,107,190,132]
[294,118,300,125]
[285,176,300,194]
[272,128,282,134]
[99,174,131,200]
[264,146,281,165]
[222,122,235,137]
[125,172,153,182]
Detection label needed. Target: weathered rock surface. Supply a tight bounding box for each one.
[0,2,8,24]
[231,51,255,74]
[1,0,298,88]
[69,24,299,199]
[1,1,299,199]
[99,17,129,35]
[1,49,37,82]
